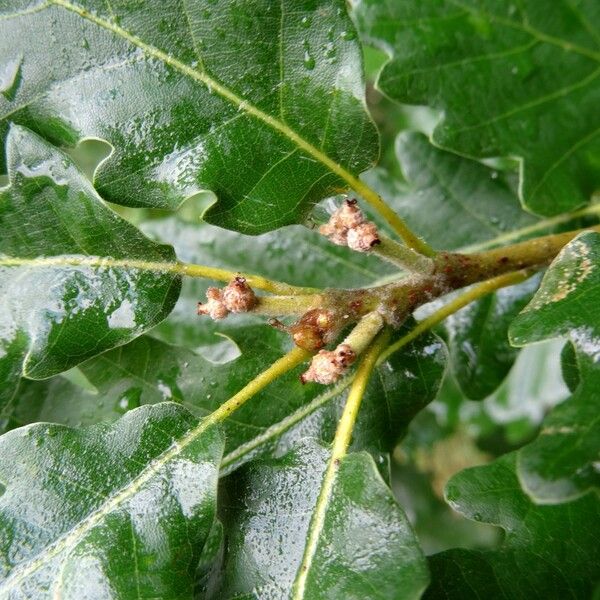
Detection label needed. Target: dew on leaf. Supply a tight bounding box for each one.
[0,55,23,101]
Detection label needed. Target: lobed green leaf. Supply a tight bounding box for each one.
[0,126,180,416]
[1,0,377,233]
[510,231,600,503]
[355,0,600,216]
[0,403,223,598]
[425,453,600,599]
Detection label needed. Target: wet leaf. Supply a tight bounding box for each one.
[0,126,179,415]
[510,231,600,502]
[1,0,377,233]
[0,403,223,598]
[366,132,539,251]
[444,274,540,400]
[214,440,428,599]
[5,324,446,477]
[425,453,600,599]
[354,0,600,216]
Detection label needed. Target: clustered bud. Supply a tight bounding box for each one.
[269,308,336,352]
[319,199,380,252]
[300,343,356,385]
[197,276,257,320]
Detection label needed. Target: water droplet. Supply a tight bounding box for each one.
[303,49,315,70]
[341,30,356,41]
[300,15,311,28]
[0,55,22,101]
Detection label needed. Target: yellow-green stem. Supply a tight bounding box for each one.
[341,311,385,355]
[377,270,532,364]
[253,294,321,316]
[373,235,435,273]
[292,331,390,598]
[0,256,318,295]
[202,346,311,426]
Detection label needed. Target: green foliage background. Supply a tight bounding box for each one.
[0,0,599,598]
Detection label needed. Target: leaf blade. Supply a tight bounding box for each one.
[510,231,600,502]
[1,0,378,233]
[0,403,223,598]
[354,0,600,215]
[0,126,180,412]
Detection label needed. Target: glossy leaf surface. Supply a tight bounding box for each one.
[425,453,600,599]
[355,0,600,215]
[0,403,223,598]
[379,132,538,251]
[444,275,540,400]
[510,231,600,502]
[0,126,179,411]
[0,0,377,233]
[5,324,446,477]
[215,440,428,599]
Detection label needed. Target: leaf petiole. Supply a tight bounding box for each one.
[292,330,391,598]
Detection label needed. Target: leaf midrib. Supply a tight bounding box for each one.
[0,413,218,594]
[448,0,600,63]
[45,0,368,202]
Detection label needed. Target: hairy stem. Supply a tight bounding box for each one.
[341,311,385,355]
[204,346,311,426]
[292,331,391,598]
[372,235,435,273]
[378,270,533,364]
[253,294,322,316]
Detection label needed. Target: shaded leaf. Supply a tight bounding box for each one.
[444,274,540,400]
[372,132,538,251]
[0,126,179,413]
[510,231,600,502]
[214,440,428,599]
[0,403,223,598]
[1,0,377,233]
[354,0,600,215]
[425,453,600,599]
[6,324,447,477]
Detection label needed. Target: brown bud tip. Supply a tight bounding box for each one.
[319,199,366,246]
[290,308,336,352]
[334,344,356,368]
[338,199,365,229]
[293,327,325,352]
[347,222,380,252]
[222,276,257,313]
[197,287,229,320]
